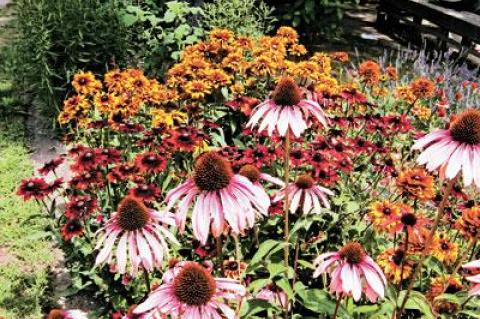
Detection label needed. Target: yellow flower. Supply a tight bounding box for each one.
[368,201,401,233]
[249,55,277,77]
[395,86,416,104]
[184,80,212,100]
[93,92,120,113]
[221,51,245,72]
[234,36,253,51]
[288,44,307,56]
[209,28,234,45]
[412,104,432,120]
[431,233,458,265]
[310,52,332,75]
[427,275,463,301]
[377,248,415,284]
[230,83,245,96]
[104,69,126,92]
[150,84,179,105]
[276,26,299,44]
[204,68,232,88]
[288,61,320,80]
[151,109,187,128]
[72,71,102,95]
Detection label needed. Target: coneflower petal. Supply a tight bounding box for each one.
[116,232,128,274]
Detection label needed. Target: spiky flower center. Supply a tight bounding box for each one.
[271,77,302,106]
[173,263,216,306]
[48,309,65,319]
[450,109,480,145]
[239,164,261,183]
[392,249,405,266]
[339,242,365,264]
[116,196,150,231]
[193,152,233,191]
[295,174,314,189]
[400,213,417,226]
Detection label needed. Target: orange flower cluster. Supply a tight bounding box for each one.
[59,27,350,128]
[58,69,181,128]
[396,167,435,201]
[166,27,342,101]
[455,206,480,239]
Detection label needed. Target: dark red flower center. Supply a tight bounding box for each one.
[295,174,314,189]
[239,164,261,183]
[226,261,239,270]
[339,242,365,264]
[48,309,65,319]
[450,109,480,145]
[116,196,150,231]
[66,219,83,232]
[445,283,461,294]
[383,207,392,215]
[392,249,405,265]
[173,263,216,306]
[441,242,450,250]
[193,152,233,191]
[78,77,88,85]
[271,77,302,106]
[177,134,192,143]
[401,213,417,226]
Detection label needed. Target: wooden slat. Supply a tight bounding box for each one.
[381,0,480,40]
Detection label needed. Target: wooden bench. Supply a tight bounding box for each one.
[377,0,480,58]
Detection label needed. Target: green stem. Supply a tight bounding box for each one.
[283,131,291,319]
[395,178,455,318]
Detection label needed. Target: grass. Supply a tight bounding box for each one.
[0,116,54,319]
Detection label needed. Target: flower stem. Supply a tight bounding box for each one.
[283,131,291,319]
[144,270,151,295]
[396,178,455,318]
[453,236,478,275]
[333,295,342,319]
[216,235,224,273]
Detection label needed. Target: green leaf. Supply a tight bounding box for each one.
[249,239,282,268]
[276,278,294,300]
[400,290,435,319]
[267,262,287,279]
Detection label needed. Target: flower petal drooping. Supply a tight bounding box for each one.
[273,174,333,215]
[165,151,270,244]
[246,77,328,138]
[133,261,246,319]
[413,109,480,188]
[95,196,179,276]
[313,242,387,302]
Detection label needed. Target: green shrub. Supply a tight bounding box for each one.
[270,0,359,36]
[11,0,135,117]
[119,1,205,76]
[201,0,276,37]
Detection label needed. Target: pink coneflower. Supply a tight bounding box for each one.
[246,77,328,138]
[462,259,480,295]
[413,109,480,188]
[165,151,270,244]
[256,283,289,309]
[133,261,246,319]
[122,305,164,319]
[95,196,179,276]
[273,174,333,214]
[47,309,88,319]
[313,242,387,302]
[238,164,285,187]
